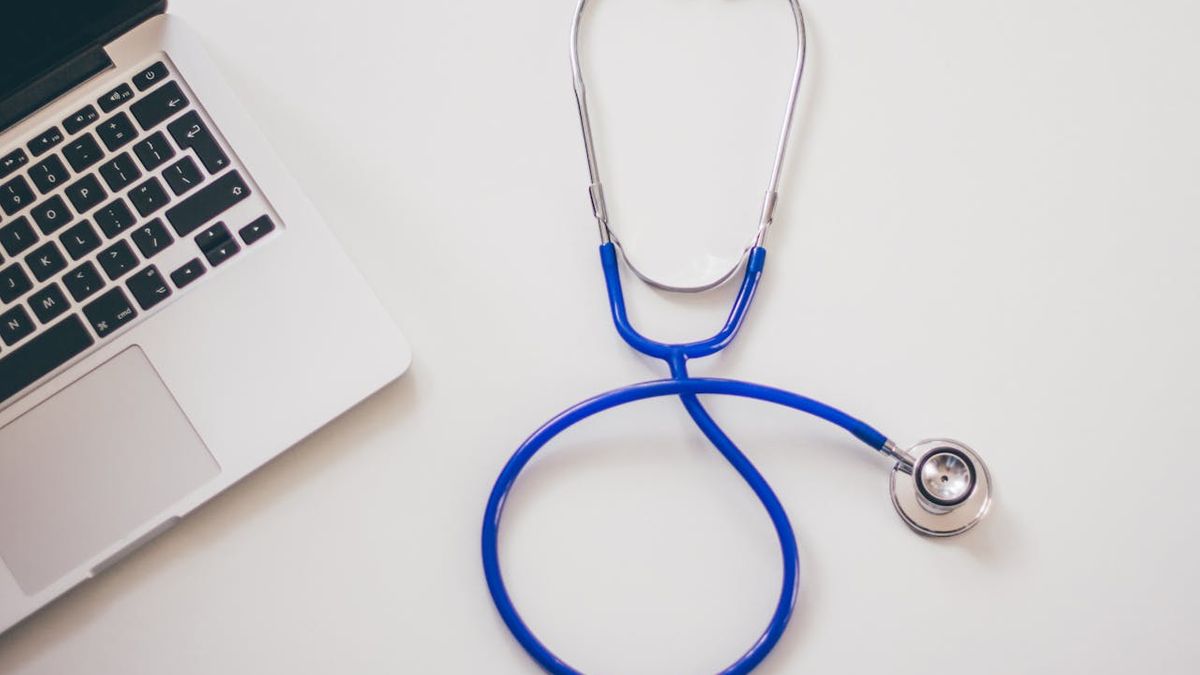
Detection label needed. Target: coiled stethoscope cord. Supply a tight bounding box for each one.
[482,246,890,675]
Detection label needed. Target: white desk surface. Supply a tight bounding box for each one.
[3,1,1199,672]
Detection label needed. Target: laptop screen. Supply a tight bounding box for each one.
[0,0,163,107]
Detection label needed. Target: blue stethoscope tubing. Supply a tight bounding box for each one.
[481,242,896,674]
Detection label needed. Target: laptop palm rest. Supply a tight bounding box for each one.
[0,347,219,595]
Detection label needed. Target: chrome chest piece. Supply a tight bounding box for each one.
[888,439,992,536]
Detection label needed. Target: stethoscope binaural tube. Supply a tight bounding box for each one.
[570,0,808,291]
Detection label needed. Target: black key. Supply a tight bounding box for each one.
[63,174,107,214]
[131,218,173,259]
[132,131,175,172]
[0,306,35,346]
[170,258,205,288]
[98,240,138,280]
[195,221,233,251]
[167,111,229,173]
[28,155,70,194]
[28,283,69,324]
[0,314,94,401]
[195,222,240,267]
[133,61,169,91]
[4,314,27,354]
[162,156,201,196]
[27,126,64,157]
[63,261,104,301]
[0,216,37,257]
[97,112,138,151]
[203,236,240,267]
[30,195,72,235]
[128,177,169,217]
[98,83,134,112]
[63,104,100,134]
[127,265,172,310]
[192,219,236,264]
[0,315,95,405]
[94,198,136,238]
[98,152,142,192]
[0,148,28,180]
[165,171,249,236]
[239,215,276,246]
[60,220,102,259]
[130,81,188,130]
[84,287,137,338]
[62,133,104,172]
[0,176,35,216]
[24,241,67,282]
[0,263,33,303]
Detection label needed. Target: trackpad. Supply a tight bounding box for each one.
[0,347,219,594]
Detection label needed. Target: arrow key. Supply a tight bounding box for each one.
[203,239,241,268]
[194,221,241,267]
[194,221,232,251]
[170,258,206,289]
[238,215,276,246]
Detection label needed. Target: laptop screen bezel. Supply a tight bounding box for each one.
[0,0,167,130]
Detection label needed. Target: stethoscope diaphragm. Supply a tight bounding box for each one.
[890,439,992,537]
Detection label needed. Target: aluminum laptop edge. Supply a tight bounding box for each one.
[0,3,411,632]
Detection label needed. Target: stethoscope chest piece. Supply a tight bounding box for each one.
[890,439,992,537]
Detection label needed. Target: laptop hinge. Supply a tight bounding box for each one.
[0,0,168,134]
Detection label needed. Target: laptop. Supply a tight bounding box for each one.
[0,0,411,632]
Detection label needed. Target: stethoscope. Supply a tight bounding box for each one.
[481,2,993,673]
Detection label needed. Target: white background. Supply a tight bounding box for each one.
[3,0,1200,672]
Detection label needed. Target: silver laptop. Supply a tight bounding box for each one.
[0,0,411,632]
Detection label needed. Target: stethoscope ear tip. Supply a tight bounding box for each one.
[890,439,992,537]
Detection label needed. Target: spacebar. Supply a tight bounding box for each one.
[0,315,95,406]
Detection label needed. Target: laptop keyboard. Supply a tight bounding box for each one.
[0,58,279,409]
